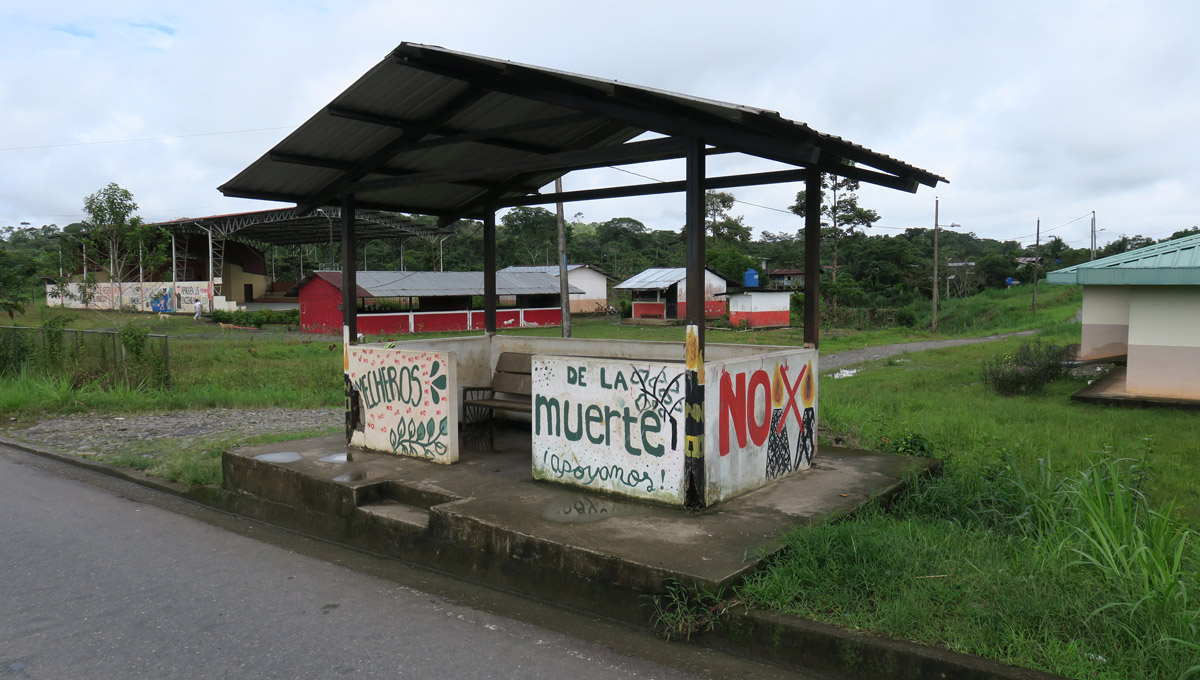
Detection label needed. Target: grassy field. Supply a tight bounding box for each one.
[737,323,1199,680]
[1,284,1081,415]
[7,289,1199,677]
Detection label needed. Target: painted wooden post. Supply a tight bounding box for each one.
[684,137,706,508]
[341,193,358,442]
[483,208,497,334]
[804,166,821,348]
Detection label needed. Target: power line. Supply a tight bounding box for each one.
[0,125,298,152]
[606,165,793,214]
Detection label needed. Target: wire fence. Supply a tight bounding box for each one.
[0,326,171,389]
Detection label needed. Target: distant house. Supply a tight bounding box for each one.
[1047,233,1200,400]
[767,268,805,288]
[724,289,792,328]
[614,267,730,320]
[287,270,579,335]
[498,264,613,313]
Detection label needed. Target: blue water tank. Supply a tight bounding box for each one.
[743,268,759,288]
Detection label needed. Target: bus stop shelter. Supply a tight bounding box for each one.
[218,42,945,507]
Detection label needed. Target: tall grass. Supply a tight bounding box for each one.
[739,452,1200,679]
[816,324,1200,520]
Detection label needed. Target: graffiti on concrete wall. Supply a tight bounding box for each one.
[705,350,817,503]
[532,357,686,502]
[46,281,210,312]
[347,347,458,464]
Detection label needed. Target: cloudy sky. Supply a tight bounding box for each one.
[3,0,1197,250]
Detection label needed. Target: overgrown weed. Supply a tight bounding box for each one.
[741,446,1200,679]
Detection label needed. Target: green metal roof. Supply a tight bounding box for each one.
[1046,232,1200,286]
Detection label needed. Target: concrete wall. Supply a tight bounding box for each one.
[568,268,610,313]
[531,355,687,504]
[223,263,270,303]
[347,345,459,464]
[1125,286,1200,399]
[705,349,817,504]
[46,281,211,313]
[1080,285,1130,359]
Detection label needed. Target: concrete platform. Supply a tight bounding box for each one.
[1071,366,1200,410]
[224,426,936,623]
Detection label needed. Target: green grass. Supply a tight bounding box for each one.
[96,427,340,488]
[736,323,1200,680]
[815,324,1200,520]
[739,453,1200,680]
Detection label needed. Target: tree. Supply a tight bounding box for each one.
[706,246,756,282]
[0,243,25,318]
[977,252,1016,288]
[499,206,559,266]
[1163,226,1200,242]
[789,171,880,282]
[1098,234,1155,258]
[80,183,167,310]
[703,191,751,243]
[1043,235,1068,267]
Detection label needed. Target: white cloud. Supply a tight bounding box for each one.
[1,0,1198,248]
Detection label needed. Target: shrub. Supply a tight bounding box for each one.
[894,305,919,328]
[980,341,1076,396]
[210,308,299,328]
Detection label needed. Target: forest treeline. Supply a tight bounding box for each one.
[3,186,1197,319]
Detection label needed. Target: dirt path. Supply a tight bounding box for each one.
[819,330,1037,373]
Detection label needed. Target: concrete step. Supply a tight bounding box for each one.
[358,500,431,530]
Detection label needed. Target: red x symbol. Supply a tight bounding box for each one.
[777,363,807,433]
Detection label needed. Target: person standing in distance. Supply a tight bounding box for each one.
[193,298,203,321]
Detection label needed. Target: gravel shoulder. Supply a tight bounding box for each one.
[3,332,1033,456]
[818,330,1036,372]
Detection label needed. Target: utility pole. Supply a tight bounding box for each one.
[1090,211,1097,260]
[930,199,960,333]
[1032,218,1040,313]
[555,177,571,338]
[932,197,939,333]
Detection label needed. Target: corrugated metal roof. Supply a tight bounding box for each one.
[1047,233,1200,286]
[499,265,583,274]
[614,267,735,290]
[219,42,946,220]
[290,270,581,297]
[614,267,688,290]
[500,264,616,280]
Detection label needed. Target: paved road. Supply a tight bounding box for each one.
[0,446,807,680]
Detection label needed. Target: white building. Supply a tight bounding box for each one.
[499,264,612,313]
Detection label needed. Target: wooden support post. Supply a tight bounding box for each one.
[341,193,358,444]
[483,208,497,334]
[683,137,706,508]
[340,193,358,343]
[804,166,821,348]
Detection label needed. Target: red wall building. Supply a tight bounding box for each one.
[291,270,568,335]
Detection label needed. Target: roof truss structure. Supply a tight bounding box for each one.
[150,206,449,247]
[149,206,451,297]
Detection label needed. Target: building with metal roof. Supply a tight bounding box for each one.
[145,207,451,308]
[499,264,612,313]
[615,267,730,320]
[1049,232,1200,401]
[289,269,577,335]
